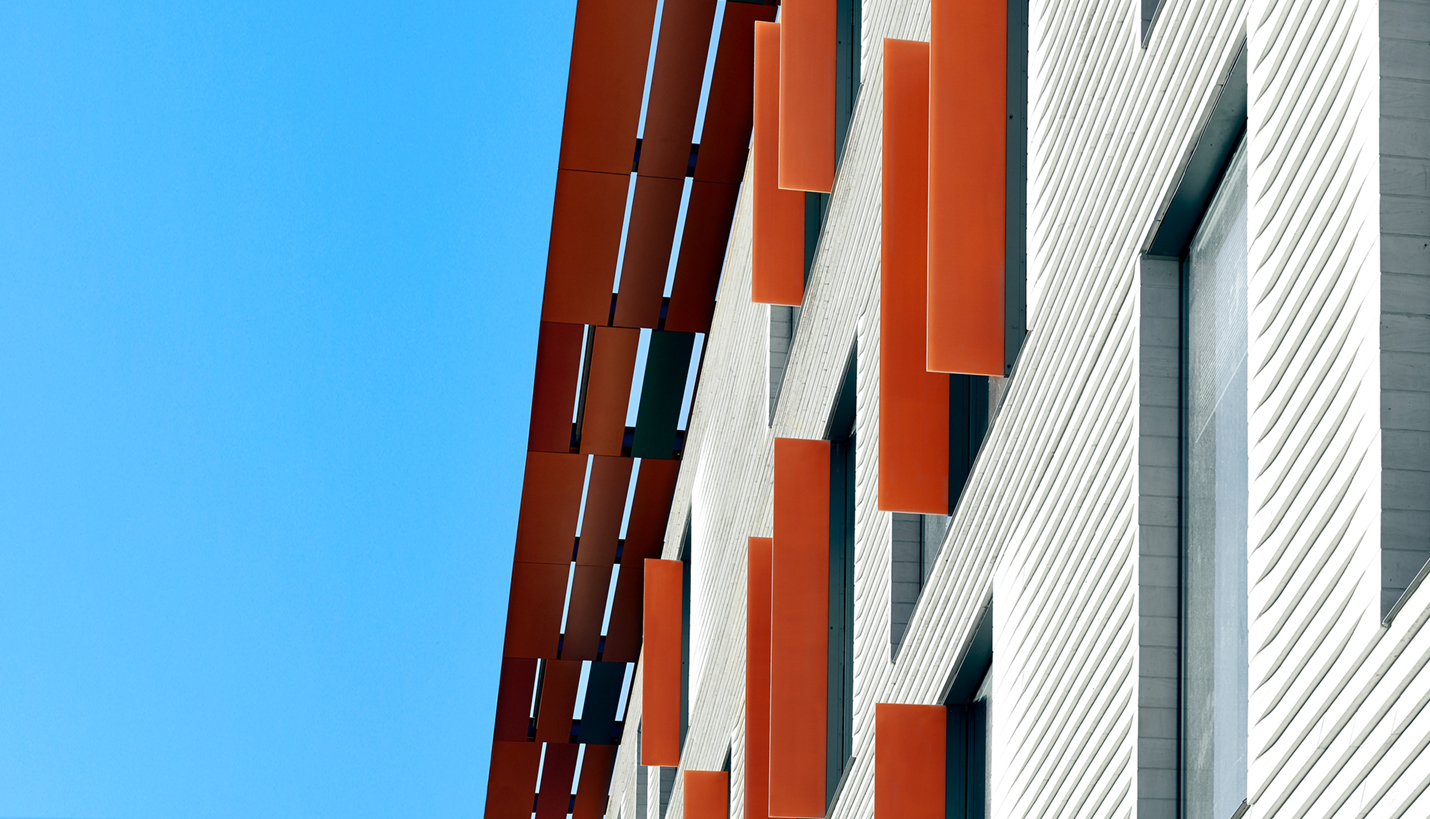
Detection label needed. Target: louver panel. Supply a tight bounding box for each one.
[579,326,641,456]
[746,537,774,819]
[502,561,571,659]
[752,22,805,306]
[558,0,659,175]
[577,662,627,744]
[542,169,629,327]
[615,176,685,329]
[573,744,618,818]
[528,321,584,453]
[633,330,696,459]
[484,741,542,818]
[694,3,776,184]
[562,564,614,660]
[641,558,684,766]
[575,456,633,568]
[637,0,718,180]
[777,0,835,192]
[874,703,946,819]
[535,742,580,819]
[685,770,731,819]
[535,659,583,743]
[624,458,682,561]
[666,180,741,334]
[514,451,587,565]
[600,559,645,663]
[493,656,538,742]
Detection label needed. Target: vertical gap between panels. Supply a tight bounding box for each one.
[677,334,705,430]
[619,458,643,539]
[601,564,621,635]
[616,663,636,720]
[611,174,640,293]
[536,742,548,791]
[690,0,728,142]
[572,743,587,799]
[530,658,545,718]
[574,661,593,719]
[626,329,653,427]
[572,325,591,423]
[663,178,695,298]
[575,455,596,537]
[637,0,667,138]
[560,562,577,634]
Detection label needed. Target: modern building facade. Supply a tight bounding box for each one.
[486,0,1430,817]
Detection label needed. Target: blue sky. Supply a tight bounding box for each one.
[0,2,573,816]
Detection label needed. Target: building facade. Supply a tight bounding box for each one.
[486,0,1430,817]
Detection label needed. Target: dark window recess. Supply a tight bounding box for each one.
[950,375,990,512]
[578,661,629,745]
[1005,0,1028,373]
[944,604,993,819]
[633,330,696,459]
[826,349,856,806]
[679,520,692,749]
[803,0,862,277]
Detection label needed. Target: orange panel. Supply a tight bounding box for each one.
[685,770,731,819]
[535,659,583,743]
[514,452,587,565]
[875,704,946,819]
[577,456,634,568]
[573,745,617,819]
[543,169,630,326]
[928,0,1006,376]
[615,176,684,329]
[529,321,584,453]
[503,561,571,659]
[695,2,776,184]
[485,741,542,818]
[777,0,835,193]
[601,558,644,662]
[666,180,740,334]
[494,656,538,742]
[638,0,718,179]
[562,564,613,660]
[745,537,774,819]
[536,742,580,819]
[559,0,660,175]
[642,558,683,766]
[880,39,949,515]
[623,458,681,564]
[579,326,640,456]
[770,437,829,818]
[752,22,805,306]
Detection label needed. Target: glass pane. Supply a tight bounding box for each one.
[1183,141,1249,819]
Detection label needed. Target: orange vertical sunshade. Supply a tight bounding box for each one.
[529,321,584,453]
[880,39,949,515]
[514,451,587,565]
[752,22,805,306]
[543,169,629,327]
[484,741,542,818]
[642,558,683,766]
[579,326,640,456]
[685,770,731,819]
[559,0,660,175]
[777,0,835,192]
[746,537,774,819]
[535,659,583,743]
[928,0,1006,376]
[770,437,829,818]
[875,704,946,819]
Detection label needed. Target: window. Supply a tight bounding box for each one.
[827,348,856,805]
[679,521,691,749]
[944,604,993,819]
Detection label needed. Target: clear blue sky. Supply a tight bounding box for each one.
[0,2,574,816]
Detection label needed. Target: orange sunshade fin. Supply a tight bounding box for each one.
[576,456,634,568]
[695,2,777,184]
[880,39,949,515]
[573,745,618,819]
[529,321,584,453]
[666,180,740,333]
[535,659,583,743]
[875,704,946,819]
[485,741,542,818]
[928,0,1006,376]
[685,770,731,819]
[777,0,835,193]
[493,656,538,742]
[746,537,774,819]
[579,326,641,456]
[642,558,683,766]
[562,564,614,660]
[503,561,571,659]
[770,438,829,818]
[615,176,684,329]
[514,451,587,565]
[559,0,660,175]
[535,742,580,819]
[543,169,629,326]
[638,0,718,179]
[752,22,805,306]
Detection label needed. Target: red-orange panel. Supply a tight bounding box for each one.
[623,458,681,563]
[536,742,580,819]
[580,326,641,456]
[562,564,613,661]
[573,745,617,819]
[642,558,683,766]
[577,456,634,568]
[685,770,731,819]
[695,2,776,184]
[880,39,949,515]
[875,704,946,819]
[777,0,835,193]
[601,558,644,663]
[928,0,1006,376]
[503,561,571,659]
[494,656,538,742]
[514,451,587,565]
[614,175,684,329]
[485,741,541,818]
[666,180,740,334]
[559,0,660,175]
[770,437,829,818]
[638,0,718,180]
[529,321,584,453]
[543,169,630,326]
[746,537,774,819]
[535,659,583,743]
[752,22,805,306]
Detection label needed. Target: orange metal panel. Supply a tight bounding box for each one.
[576,456,634,568]
[777,0,835,193]
[484,741,542,818]
[638,0,718,180]
[752,22,805,306]
[559,0,660,175]
[685,770,731,819]
[769,437,829,818]
[623,458,681,563]
[928,0,1006,376]
[875,704,946,819]
[666,180,740,334]
[880,39,949,515]
[536,742,580,819]
[642,558,683,766]
[514,452,587,565]
[535,659,583,743]
[494,656,538,742]
[579,327,641,456]
[573,745,617,819]
[562,564,613,660]
[745,537,774,819]
[615,176,684,329]
[529,321,585,453]
[601,558,644,662]
[503,561,571,659]
[695,2,776,184]
[543,169,630,326]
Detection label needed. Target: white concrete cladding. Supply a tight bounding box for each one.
[598,0,1430,818]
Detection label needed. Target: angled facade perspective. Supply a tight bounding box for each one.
[486,0,1430,817]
